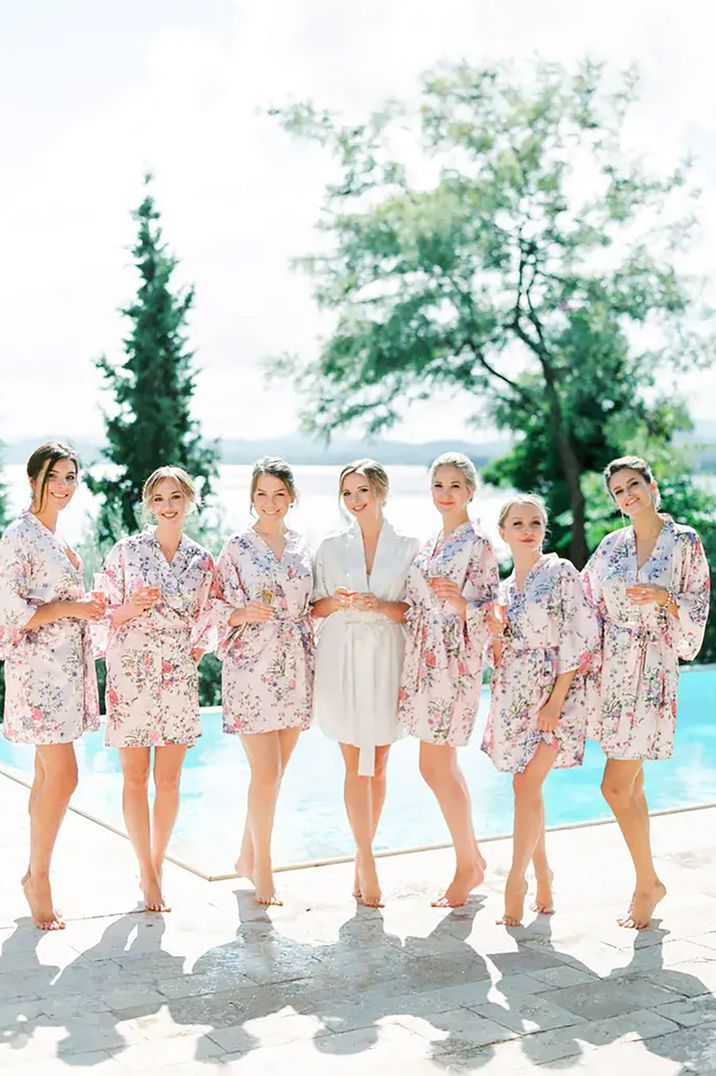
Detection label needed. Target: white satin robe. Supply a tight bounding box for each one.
[312,521,420,775]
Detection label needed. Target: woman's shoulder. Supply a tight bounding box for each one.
[315,526,352,555]
[384,521,421,554]
[1,513,34,544]
[591,527,627,559]
[667,518,701,546]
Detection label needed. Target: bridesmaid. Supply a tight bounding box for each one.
[0,442,102,929]
[96,466,216,912]
[216,457,314,906]
[312,459,420,907]
[399,452,499,907]
[583,455,710,929]
[482,495,598,926]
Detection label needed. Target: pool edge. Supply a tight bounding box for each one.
[1,762,715,883]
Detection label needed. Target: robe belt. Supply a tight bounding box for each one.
[602,616,668,688]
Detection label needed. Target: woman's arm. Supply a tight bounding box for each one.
[537,669,577,732]
[26,598,103,629]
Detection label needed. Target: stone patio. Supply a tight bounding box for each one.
[1,770,715,1074]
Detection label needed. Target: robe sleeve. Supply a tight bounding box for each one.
[91,540,127,658]
[671,529,711,662]
[557,561,599,675]
[312,541,330,602]
[215,539,249,659]
[0,527,37,657]
[463,535,499,645]
[190,552,220,653]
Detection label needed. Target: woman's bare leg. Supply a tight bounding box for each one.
[601,759,666,929]
[119,747,165,911]
[235,728,300,881]
[352,745,391,899]
[418,742,483,907]
[499,743,557,926]
[240,728,300,905]
[23,743,79,930]
[530,803,554,914]
[341,745,383,907]
[22,753,46,885]
[150,744,188,905]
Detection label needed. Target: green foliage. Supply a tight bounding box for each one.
[88,174,219,544]
[0,440,8,533]
[274,61,716,568]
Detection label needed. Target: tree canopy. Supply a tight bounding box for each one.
[274,61,715,568]
[89,175,219,542]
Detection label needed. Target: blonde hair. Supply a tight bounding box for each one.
[142,466,198,519]
[339,459,389,505]
[250,457,298,508]
[429,452,478,496]
[497,494,549,530]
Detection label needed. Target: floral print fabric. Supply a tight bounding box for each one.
[96,528,217,748]
[0,511,99,744]
[582,517,710,760]
[398,521,499,746]
[216,528,314,734]
[482,554,598,773]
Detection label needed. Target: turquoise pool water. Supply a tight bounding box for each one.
[1,667,714,876]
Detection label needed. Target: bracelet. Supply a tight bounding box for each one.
[658,588,675,610]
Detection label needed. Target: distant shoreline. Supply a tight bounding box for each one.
[3,427,716,470]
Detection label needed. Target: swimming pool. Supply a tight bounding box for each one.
[1,666,714,877]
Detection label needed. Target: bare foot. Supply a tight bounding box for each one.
[532,869,555,915]
[356,853,384,908]
[141,870,170,912]
[618,881,666,930]
[253,865,282,907]
[22,874,65,931]
[432,862,484,908]
[497,874,528,927]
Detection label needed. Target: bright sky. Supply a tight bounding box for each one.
[2,0,715,445]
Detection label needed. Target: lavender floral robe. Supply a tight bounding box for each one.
[0,511,99,744]
[216,528,314,734]
[482,554,598,773]
[96,529,216,748]
[398,521,499,746]
[582,517,710,760]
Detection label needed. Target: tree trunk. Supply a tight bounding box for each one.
[555,429,589,568]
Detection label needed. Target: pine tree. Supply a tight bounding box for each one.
[89,174,219,542]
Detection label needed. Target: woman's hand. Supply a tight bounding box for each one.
[350,592,381,612]
[537,701,561,733]
[230,602,273,626]
[486,602,507,638]
[191,647,205,665]
[69,597,106,622]
[429,576,467,618]
[626,585,669,607]
[127,587,160,619]
[331,587,355,610]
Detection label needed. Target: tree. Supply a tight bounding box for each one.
[89,174,219,542]
[273,61,715,567]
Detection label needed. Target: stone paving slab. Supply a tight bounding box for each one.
[0,773,715,1073]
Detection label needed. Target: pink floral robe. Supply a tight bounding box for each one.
[96,529,216,748]
[216,528,314,734]
[582,517,710,760]
[398,521,499,746]
[482,554,598,773]
[0,511,99,744]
